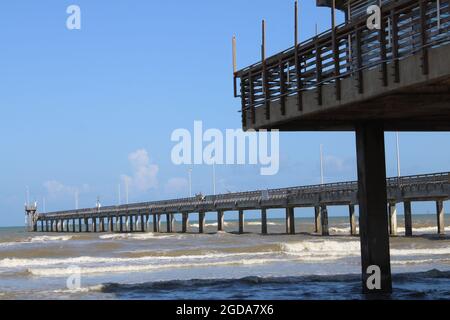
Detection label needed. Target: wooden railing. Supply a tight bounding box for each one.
[235,0,450,125]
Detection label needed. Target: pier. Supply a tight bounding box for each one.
[28,172,448,237]
[231,0,450,293]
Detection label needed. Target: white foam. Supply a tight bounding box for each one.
[99,233,176,240]
[29,235,73,242]
[281,240,361,258]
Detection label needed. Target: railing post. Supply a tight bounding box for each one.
[419,0,429,75]
[332,26,341,100]
[379,9,388,86]
[355,27,364,94]
[279,59,286,116]
[315,39,323,105]
[249,72,255,124]
[241,76,247,127]
[294,0,303,111]
[390,10,400,83]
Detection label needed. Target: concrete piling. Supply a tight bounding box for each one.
[217,211,224,231]
[388,203,398,236]
[436,200,445,235]
[199,212,205,233]
[349,204,357,235]
[239,210,244,234]
[261,208,267,234]
[404,201,413,237]
[182,213,189,233]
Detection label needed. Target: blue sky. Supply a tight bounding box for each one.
[0,1,448,226]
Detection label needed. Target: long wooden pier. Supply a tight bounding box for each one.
[26,172,449,235]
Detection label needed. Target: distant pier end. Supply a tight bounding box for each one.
[232,0,450,294]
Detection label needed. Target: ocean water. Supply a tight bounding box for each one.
[0,215,449,300]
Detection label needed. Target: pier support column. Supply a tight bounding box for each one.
[50,220,54,232]
[285,208,290,234]
[108,217,114,232]
[45,220,49,232]
[92,218,97,232]
[72,219,76,233]
[199,212,205,233]
[314,206,321,234]
[40,220,44,232]
[355,122,392,294]
[261,208,268,234]
[119,216,123,232]
[152,214,157,232]
[145,214,150,231]
[141,214,145,232]
[320,205,329,236]
[78,218,82,232]
[182,213,189,233]
[404,201,412,237]
[288,207,295,234]
[157,214,161,232]
[388,203,398,236]
[166,214,171,233]
[170,214,175,233]
[239,210,244,234]
[217,211,224,231]
[129,215,134,232]
[349,204,357,235]
[436,200,445,235]
[55,220,59,232]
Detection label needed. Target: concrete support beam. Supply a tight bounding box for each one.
[404,201,413,237]
[72,219,76,233]
[78,218,82,233]
[152,214,158,232]
[239,210,244,234]
[84,218,89,232]
[92,218,97,233]
[217,211,224,231]
[261,208,268,234]
[109,217,114,232]
[314,206,321,234]
[436,200,445,235]
[170,214,175,233]
[320,205,329,236]
[55,220,59,232]
[355,123,392,294]
[388,203,398,236]
[182,213,189,233]
[287,207,295,234]
[145,214,150,231]
[46,220,49,232]
[349,204,357,236]
[199,212,205,233]
[157,214,161,232]
[50,220,54,232]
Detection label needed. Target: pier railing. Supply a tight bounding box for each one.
[235,0,450,124]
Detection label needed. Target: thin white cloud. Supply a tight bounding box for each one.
[43,180,89,198]
[121,149,159,192]
[164,177,188,194]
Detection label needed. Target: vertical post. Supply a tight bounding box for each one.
[404,201,413,237]
[72,219,76,233]
[153,214,158,232]
[379,8,388,86]
[146,214,150,231]
[315,38,322,105]
[78,218,82,232]
[157,214,161,232]
[92,217,97,233]
[355,27,363,93]
[199,212,205,234]
[320,205,329,236]
[182,213,189,233]
[232,35,237,97]
[46,220,49,232]
[285,208,291,234]
[84,218,89,232]
[388,203,398,236]
[391,10,400,83]
[262,20,270,120]
[419,0,429,75]
[436,200,445,235]
[261,208,268,234]
[109,217,114,232]
[315,206,322,234]
[238,210,244,234]
[355,122,392,294]
[288,207,295,234]
[119,216,123,233]
[40,220,44,232]
[294,0,303,110]
[217,211,224,231]
[170,214,175,233]
[141,214,145,232]
[129,214,134,232]
[331,0,341,100]
[166,213,171,233]
[349,204,357,235]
